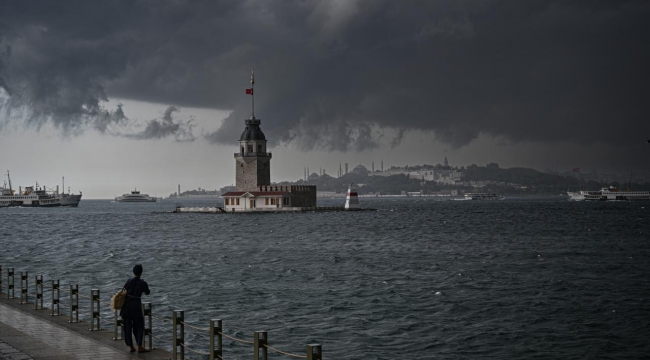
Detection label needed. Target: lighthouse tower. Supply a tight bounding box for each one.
[345,182,360,210]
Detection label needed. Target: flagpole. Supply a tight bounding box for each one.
[251,68,255,118]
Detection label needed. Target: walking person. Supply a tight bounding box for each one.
[121,264,151,353]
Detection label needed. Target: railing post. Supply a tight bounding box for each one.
[254,331,267,360]
[50,280,60,316]
[111,309,123,340]
[142,302,153,350]
[33,275,43,309]
[89,289,101,330]
[19,271,29,304]
[172,310,185,360]
[6,268,13,299]
[209,319,222,360]
[68,284,79,323]
[306,344,322,360]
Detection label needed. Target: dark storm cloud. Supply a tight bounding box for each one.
[1,1,649,151]
[126,105,195,142]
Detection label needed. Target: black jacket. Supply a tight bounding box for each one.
[120,277,150,318]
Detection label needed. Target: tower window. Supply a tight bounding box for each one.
[241,163,244,167]
[248,146,253,152]
[257,144,262,153]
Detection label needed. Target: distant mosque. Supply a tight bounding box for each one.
[221,70,317,211]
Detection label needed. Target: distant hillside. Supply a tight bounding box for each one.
[276,163,650,195]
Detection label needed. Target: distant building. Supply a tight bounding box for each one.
[345,163,349,175]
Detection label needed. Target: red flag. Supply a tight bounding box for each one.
[572,167,580,172]
[245,88,254,95]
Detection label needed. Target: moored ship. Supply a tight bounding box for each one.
[568,185,650,201]
[1,171,82,208]
[115,189,157,202]
[464,193,504,200]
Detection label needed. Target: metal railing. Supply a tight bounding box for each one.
[0,265,323,359]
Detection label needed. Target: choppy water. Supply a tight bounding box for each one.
[1,198,649,359]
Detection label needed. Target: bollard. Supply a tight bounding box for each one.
[68,284,79,323]
[142,302,153,350]
[306,344,322,360]
[254,331,268,360]
[19,271,29,304]
[50,280,61,316]
[33,275,44,310]
[209,319,222,360]
[89,289,101,331]
[6,268,13,299]
[172,310,185,360]
[111,310,124,340]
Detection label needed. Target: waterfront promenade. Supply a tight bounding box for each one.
[0,294,171,360]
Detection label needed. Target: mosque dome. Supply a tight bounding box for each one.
[352,164,370,175]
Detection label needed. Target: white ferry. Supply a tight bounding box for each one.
[568,185,650,201]
[0,171,82,208]
[115,189,157,202]
[464,193,503,200]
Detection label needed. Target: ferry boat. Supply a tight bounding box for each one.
[464,193,503,200]
[115,189,157,202]
[568,185,650,201]
[0,171,82,207]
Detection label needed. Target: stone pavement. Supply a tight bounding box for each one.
[0,294,171,360]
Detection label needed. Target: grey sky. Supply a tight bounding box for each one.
[1,1,649,198]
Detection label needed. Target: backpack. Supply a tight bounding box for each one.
[110,288,127,310]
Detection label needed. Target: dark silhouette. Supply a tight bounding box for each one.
[120,264,151,353]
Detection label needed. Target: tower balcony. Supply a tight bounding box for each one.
[234,152,272,158]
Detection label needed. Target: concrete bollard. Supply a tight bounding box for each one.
[209,319,222,360]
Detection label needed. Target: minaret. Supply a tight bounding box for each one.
[235,69,272,191]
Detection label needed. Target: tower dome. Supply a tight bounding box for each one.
[239,117,266,141]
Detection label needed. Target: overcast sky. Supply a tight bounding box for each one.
[1,1,649,198]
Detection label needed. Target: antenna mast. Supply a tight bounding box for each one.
[7,170,13,195]
[251,68,255,118]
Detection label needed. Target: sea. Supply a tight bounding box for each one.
[1,197,649,359]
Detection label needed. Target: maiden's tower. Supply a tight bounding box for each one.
[222,70,316,211]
